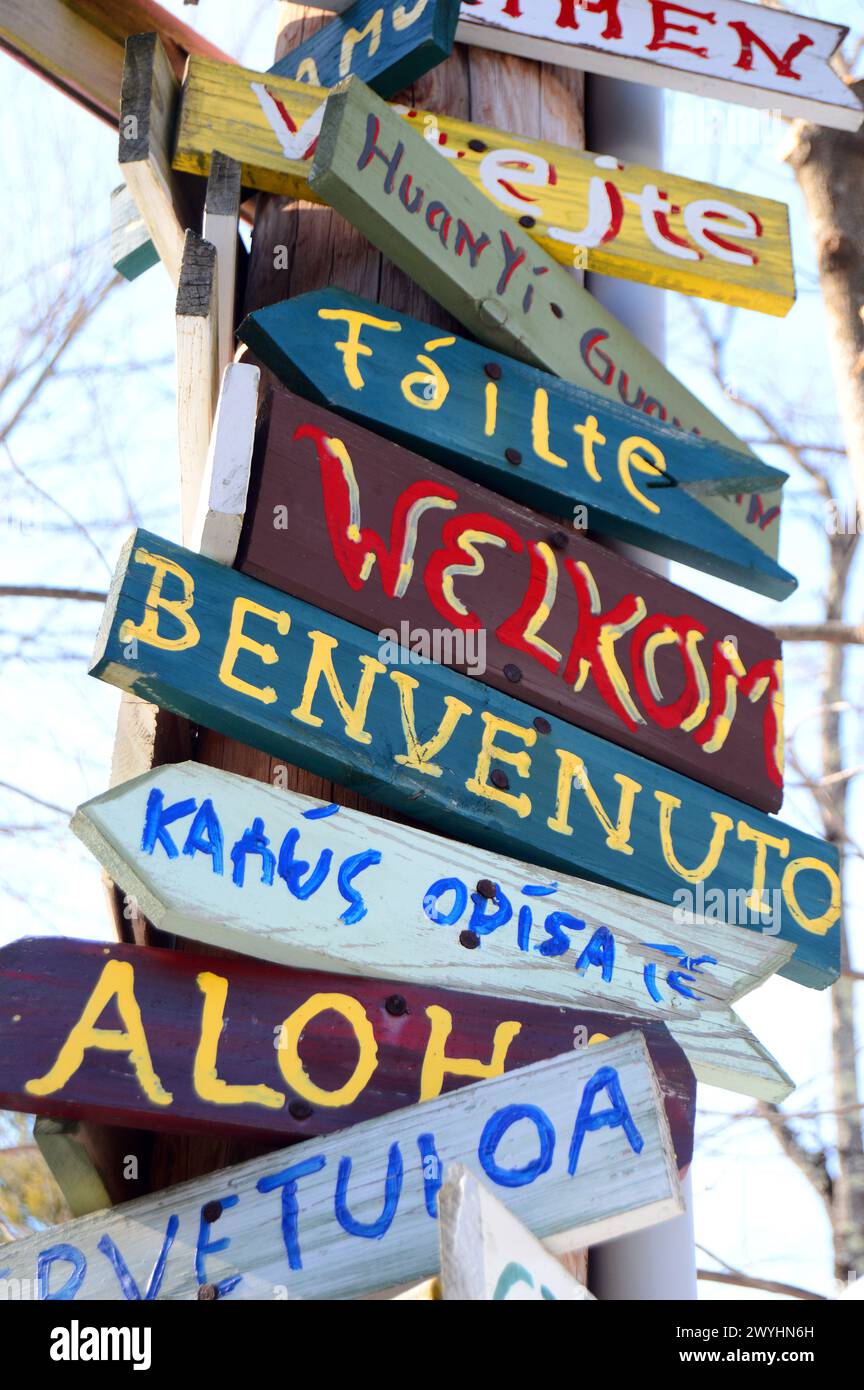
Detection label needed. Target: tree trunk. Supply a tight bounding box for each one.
[784,81,864,1287]
[785,82,864,520]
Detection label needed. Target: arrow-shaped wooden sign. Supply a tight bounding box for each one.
[173,54,797,318]
[436,1164,595,1300]
[89,531,840,990]
[302,0,863,132]
[73,761,793,1100]
[0,1036,682,1300]
[270,0,462,97]
[239,289,792,599]
[0,935,696,1168]
[238,383,785,809]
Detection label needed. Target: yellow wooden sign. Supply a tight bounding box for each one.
[174,54,795,317]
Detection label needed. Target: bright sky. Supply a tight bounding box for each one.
[1,0,862,1300]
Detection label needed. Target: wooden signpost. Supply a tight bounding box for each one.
[72,761,794,1101]
[119,32,201,287]
[305,78,786,562]
[0,1037,683,1300]
[436,1164,595,1300]
[173,52,796,316]
[0,935,696,1168]
[238,383,785,809]
[239,289,793,598]
[302,0,863,132]
[270,0,462,98]
[89,530,840,989]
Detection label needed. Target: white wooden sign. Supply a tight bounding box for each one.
[192,362,259,565]
[302,0,862,131]
[72,762,794,1101]
[437,1164,595,1300]
[0,1038,680,1301]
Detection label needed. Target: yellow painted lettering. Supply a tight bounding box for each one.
[484,380,498,436]
[532,388,568,469]
[193,972,284,1109]
[393,0,430,29]
[277,993,378,1107]
[25,960,172,1106]
[292,631,384,743]
[618,437,667,514]
[781,857,841,938]
[390,669,471,777]
[400,337,455,410]
[294,56,320,84]
[419,1005,522,1101]
[318,307,401,390]
[655,791,734,883]
[340,13,383,76]
[548,750,640,852]
[219,598,290,705]
[737,821,790,912]
[466,713,535,818]
[573,414,605,483]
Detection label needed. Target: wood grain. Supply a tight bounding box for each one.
[238,289,793,598]
[88,541,841,991]
[437,1164,594,1299]
[238,384,786,807]
[0,936,697,1168]
[0,1034,683,1300]
[305,0,863,131]
[270,0,462,97]
[193,362,259,565]
[72,759,793,1101]
[175,230,218,544]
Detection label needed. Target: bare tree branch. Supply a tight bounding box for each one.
[756,1101,833,1210]
[0,585,107,602]
[773,623,864,645]
[696,1270,827,1301]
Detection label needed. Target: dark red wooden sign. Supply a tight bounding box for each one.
[238,387,783,811]
[0,937,695,1169]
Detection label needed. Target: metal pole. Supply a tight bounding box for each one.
[585,72,698,1301]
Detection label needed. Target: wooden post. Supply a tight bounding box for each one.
[122,8,589,1275]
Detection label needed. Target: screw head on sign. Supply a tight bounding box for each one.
[198,1284,219,1301]
[202,1201,223,1224]
[533,715,551,736]
[484,361,502,381]
[490,769,509,791]
[476,878,497,900]
[385,994,408,1017]
[549,531,568,551]
[468,138,487,153]
[460,929,481,950]
[289,1099,314,1121]
[503,662,522,684]
[518,215,536,229]
[504,447,522,466]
